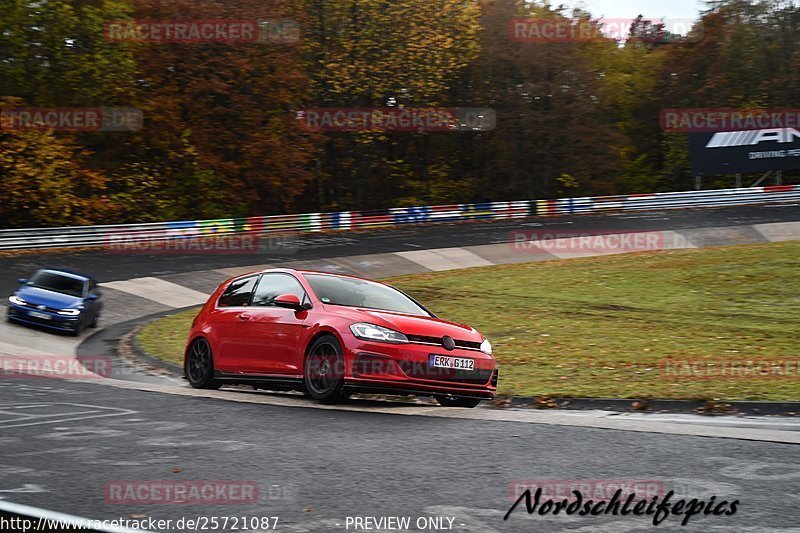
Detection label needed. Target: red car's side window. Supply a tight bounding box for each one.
[217,276,257,307]
[251,273,307,307]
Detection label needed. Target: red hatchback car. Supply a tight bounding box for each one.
[184,269,497,407]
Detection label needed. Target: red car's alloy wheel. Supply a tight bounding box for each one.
[186,338,221,390]
[304,335,349,403]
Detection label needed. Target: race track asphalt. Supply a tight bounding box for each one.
[1,376,798,533]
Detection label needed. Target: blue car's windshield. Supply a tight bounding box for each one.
[26,272,85,298]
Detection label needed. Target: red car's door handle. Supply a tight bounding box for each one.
[238,313,251,321]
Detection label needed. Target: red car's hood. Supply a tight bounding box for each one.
[325,305,483,341]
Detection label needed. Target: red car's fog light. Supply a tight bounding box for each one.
[354,353,402,377]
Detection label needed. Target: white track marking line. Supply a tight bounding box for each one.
[0,403,137,428]
[99,277,208,308]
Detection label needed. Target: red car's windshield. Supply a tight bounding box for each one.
[304,274,430,317]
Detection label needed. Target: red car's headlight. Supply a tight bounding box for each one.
[480,338,492,355]
[350,323,409,344]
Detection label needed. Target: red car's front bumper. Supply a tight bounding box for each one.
[342,333,497,399]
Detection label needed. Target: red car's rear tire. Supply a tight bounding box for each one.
[185,338,221,390]
[435,395,482,408]
[304,335,349,403]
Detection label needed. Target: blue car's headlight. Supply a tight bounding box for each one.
[8,295,26,306]
[56,308,82,316]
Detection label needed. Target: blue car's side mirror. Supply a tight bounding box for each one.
[87,294,100,301]
[18,278,27,285]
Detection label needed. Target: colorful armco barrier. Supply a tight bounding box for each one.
[0,185,798,250]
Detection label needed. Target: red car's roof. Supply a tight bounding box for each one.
[242,267,375,283]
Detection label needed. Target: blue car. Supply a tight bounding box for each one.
[7,269,103,336]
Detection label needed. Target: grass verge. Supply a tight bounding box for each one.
[136,310,200,368]
[136,241,800,400]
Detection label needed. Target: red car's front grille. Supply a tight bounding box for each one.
[406,334,482,351]
[396,360,493,385]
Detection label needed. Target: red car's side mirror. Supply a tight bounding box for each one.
[274,294,308,311]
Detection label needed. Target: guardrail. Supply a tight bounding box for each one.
[0,185,798,251]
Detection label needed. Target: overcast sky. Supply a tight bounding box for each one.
[569,0,707,24]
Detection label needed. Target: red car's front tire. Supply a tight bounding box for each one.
[303,335,350,403]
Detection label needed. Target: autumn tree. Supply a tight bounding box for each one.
[652,0,800,188]
[0,1,132,227]
[0,0,136,106]
[0,100,113,228]
[301,0,482,209]
[447,1,627,199]
[118,0,317,218]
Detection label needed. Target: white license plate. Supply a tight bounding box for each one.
[28,311,51,320]
[429,354,474,371]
